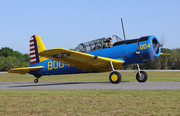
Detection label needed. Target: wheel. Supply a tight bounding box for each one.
[109,71,121,84]
[34,79,38,83]
[136,71,148,82]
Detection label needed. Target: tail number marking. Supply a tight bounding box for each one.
[48,61,69,70]
[140,44,150,50]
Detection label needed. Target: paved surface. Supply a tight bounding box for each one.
[0,82,180,89]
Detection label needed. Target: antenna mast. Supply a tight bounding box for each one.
[121,18,126,41]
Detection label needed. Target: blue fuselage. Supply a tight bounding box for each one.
[29,35,161,76]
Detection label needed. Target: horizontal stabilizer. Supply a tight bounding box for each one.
[8,66,43,74]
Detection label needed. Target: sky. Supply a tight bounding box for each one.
[0,0,180,54]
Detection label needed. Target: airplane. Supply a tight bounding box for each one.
[8,20,163,84]
[8,34,163,84]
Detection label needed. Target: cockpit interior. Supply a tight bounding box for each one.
[74,35,123,53]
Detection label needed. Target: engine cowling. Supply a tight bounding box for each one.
[139,35,161,61]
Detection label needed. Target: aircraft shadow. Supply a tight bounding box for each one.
[9,81,130,88]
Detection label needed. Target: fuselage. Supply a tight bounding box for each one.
[29,35,161,76]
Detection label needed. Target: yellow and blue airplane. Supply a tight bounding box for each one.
[8,34,162,84]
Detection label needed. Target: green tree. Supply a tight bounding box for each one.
[0,47,14,57]
[23,54,30,62]
[0,47,30,71]
[0,56,6,70]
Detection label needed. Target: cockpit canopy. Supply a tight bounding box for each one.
[74,35,123,53]
[74,37,106,53]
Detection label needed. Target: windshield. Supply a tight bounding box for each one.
[112,35,123,43]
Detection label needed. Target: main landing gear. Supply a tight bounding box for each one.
[136,63,148,82]
[34,74,42,83]
[109,71,121,84]
[109,61,121,84]
[109,62,148,84]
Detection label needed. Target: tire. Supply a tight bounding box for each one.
[136,71,148,82]
[109,71,121,84]
[34,79,38,83]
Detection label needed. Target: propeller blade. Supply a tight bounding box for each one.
[160,33,166,45]
[148,45,159,61]
[153,45,158,54]
[148,49,155,61]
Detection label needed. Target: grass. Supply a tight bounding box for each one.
[0,71,180,82]
[0,71,180,115]
[0,89,179,115]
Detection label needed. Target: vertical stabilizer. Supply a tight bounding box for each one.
[30,35,47,64]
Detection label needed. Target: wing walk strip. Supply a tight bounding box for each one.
[39,48,124,72]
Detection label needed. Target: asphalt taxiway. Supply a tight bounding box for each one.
[0,82,180,90]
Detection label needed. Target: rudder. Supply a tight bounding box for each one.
[30,35,47,64]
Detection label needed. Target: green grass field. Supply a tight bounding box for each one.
[0,71,180,115]
[0,89,180,115]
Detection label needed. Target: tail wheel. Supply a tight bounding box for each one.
[109,71,121,84]
[34,79,38,83]
[34,74,41,83]
[136,71,148,82]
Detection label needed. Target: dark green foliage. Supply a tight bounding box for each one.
[0,47,30,71]
[0,47,14,57]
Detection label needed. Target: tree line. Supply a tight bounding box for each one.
[0,47,180,71]
[0,47,30,71]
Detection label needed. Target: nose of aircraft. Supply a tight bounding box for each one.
[148,36,162,61]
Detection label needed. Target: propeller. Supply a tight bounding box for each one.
[148,48,156,61]
[153,43,163,54]
[160,33,166,46]
[153,45,158,54]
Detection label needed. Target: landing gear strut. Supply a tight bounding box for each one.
[136,64,148,82]
[109,61,121,84]
[34,74,42,83]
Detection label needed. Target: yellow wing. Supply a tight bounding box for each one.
[8,66,43,74]
[39,48,124,72]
